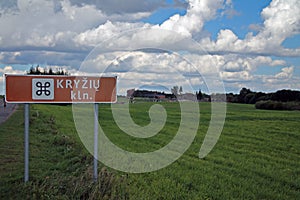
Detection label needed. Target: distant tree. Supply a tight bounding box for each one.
[28,65,42,75]
[248,92,266,104]
[271,90,300,102]
[244,93,255,104]
[29,66,35,74]
[49,68,53,75]
[27,65,68,75]
[238,88,252,103]
[35,65,41,74]
[179,86,183,95]
[196,89,203,101]
[171,86,179,96]
[227,88,300,105]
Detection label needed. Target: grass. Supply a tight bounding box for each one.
[0,102,299,199]
[0,105,127,199]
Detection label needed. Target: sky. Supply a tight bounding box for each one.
[0,0,299,95]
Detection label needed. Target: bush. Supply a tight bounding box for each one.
[255,100,300,111]
[285,101,300,110]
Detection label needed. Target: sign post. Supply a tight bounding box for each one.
[5,75,117,183]
[93,103,99,182]
[24,103,29,182]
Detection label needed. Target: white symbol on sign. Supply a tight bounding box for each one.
[32,79,54,100]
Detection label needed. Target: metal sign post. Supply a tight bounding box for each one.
[24,103,29,182]
[93,103,99,182]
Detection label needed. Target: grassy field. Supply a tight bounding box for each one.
[0,102,299,199]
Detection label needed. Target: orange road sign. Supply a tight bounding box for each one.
[5,75,117,103]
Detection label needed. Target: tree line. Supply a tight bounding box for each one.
[27,65,69,75]
[226,88,300,104]
[226,88,300,110]
[194,87,300,110]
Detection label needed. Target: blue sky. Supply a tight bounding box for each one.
[0,0,299,94]
[204,0,272,39]
[143,7,186,25]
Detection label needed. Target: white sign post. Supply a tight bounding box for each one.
[93,103,99,182]
[24,103,29,182]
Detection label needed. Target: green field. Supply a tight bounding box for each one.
[0,102,299,199]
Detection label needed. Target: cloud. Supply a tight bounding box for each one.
[78,46,291,93]
[0,0,18,12]
[0,0,101,49]
[68,0,181,15]
[221,0,240,19]
[0,0,154,51]
[74,21,146,47]
[160,0,223,36]
[248,24,262,32]
[2,0,297,58]
[243,66,298,92]
[222,8,240,19]
[221,71,252,82]
[252,0,300,54]
[223,61,246,72]
[215,29,240,50]
[74,0,224,48]
[0,65,27,75]
[259,66,294,86]
[202,0,300,57]
[77,49,227,94]
[0,50,85,68]
[274,66,294,79]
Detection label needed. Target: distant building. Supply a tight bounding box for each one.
[178,93,197,101]
[126,89,175,102]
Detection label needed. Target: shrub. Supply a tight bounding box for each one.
[255,100,300,111]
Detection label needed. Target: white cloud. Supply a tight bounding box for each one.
[77,49,227,94]
[74,21,146,47]
[275,66,294,79]
[0,65,26,74]
[203,0,300,57]
[82,49,291,93]
[248,24,262,32]
[74,0,224,48]
[221,71,253,82]
[215,29,240,50]
[222,0,240,19]
[1,0,297,57]
[248,66,298,92]
[255,66,300,91]
[254,0,300,53]
[0,0,152,50]
[0,66,14,74]
[160,0,223,37]
[248,56,286,68]
[68,0,178,15]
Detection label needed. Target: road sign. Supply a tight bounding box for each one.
[5,74,117,182]
[5,75,117,103]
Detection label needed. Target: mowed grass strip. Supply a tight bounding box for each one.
[0,102,299,199]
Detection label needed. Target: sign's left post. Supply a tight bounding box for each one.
[24,103,29,182]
